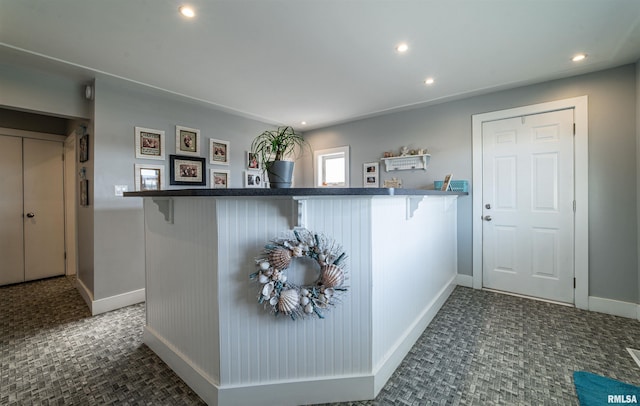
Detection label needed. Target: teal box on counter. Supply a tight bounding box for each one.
[434,180,469,192]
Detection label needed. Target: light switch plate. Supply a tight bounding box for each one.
[114,185,128,196]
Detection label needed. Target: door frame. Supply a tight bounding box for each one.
[471,96,589,309]
[64,131,78,276]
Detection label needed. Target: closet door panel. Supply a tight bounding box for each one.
[0,135,25,285]
[23,138,65,281]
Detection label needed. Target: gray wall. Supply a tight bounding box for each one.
[78,105,95,294]
[2,59,638,305]
[0,63,91,119]
[637,61,640,306]
[0,63,95,292]
[0,62,274,302]
[302,64,639,304]
[91,76,271,300]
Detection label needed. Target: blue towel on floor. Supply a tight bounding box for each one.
[573,371,640,406]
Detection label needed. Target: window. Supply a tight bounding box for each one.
[314,146,350,187]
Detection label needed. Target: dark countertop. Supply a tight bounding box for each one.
[124,188,468,198]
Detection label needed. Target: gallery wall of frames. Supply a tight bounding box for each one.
[133,125,266,191]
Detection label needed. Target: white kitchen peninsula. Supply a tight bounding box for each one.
[125,188,464,406]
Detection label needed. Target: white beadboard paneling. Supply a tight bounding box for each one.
[303,197,374,375]
[141,194,460,405]
[371,196,458,371]
[217,197,298,385]
[218,197,373,386]
[144,197,221,385]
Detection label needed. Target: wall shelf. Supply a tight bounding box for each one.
[380,154,431,172]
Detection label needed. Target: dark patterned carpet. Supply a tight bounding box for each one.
[1,276,639,405]
[0,277,202,405]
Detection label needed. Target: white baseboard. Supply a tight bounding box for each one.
[461,275,639,321]
[456,274,473,288]
[373,274,457,395]
[92,288,145,315]
[143,278,457,406]
[589,296,640,320]
[74,278,145,315]
[218,375,373,406]
[145,326,373,406]
[145,326,222,405]
[75,277,94,310]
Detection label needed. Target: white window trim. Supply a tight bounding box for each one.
[314,145,350,188]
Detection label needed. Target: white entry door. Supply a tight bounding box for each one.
[482,109,574,303]
[23,138,66,281]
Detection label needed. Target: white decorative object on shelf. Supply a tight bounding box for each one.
[380,154,431,172]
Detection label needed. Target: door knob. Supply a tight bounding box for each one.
[484,215,492,221]
[26,212,35,218]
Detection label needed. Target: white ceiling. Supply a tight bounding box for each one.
[2,0,640,130]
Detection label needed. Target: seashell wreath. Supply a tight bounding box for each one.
[250,228,348,320]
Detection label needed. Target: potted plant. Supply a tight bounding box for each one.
[251,126,308,188]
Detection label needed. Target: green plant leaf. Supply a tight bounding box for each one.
[250,126,309,167]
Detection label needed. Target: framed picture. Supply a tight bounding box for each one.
[441,173,453,191]
[246,151,260,170]
[244,170,264,188]
[80,179,89,206]
[135,127,165,160]
[169,155,206,186]
[363,162,379,188]
[209,138,229,165]
[210,169,230,189]
[175,125,201,156]
[79,133,89,162]
[134,164,165,191]
[383,177,403,188]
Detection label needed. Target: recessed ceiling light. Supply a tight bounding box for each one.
[572,53,587,62]
[396,43,409,53]
[301,121,307,126]
[424,78,435,85]
[179,5,195,18]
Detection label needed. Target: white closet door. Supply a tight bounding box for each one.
[23,138,65,281]
[0,135,25,285]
